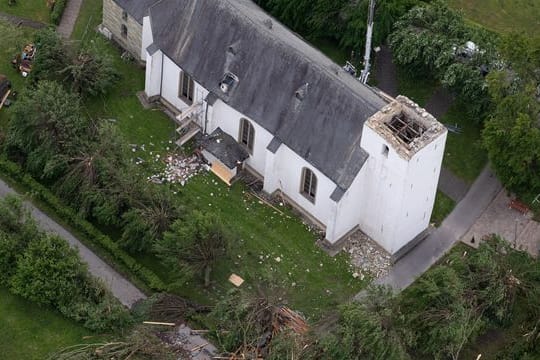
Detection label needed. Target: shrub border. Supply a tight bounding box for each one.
[0,157,166,293]
[50,0,68,25]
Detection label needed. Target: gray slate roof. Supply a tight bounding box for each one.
[196,128,250,169]
[113,0,159,24]
[149,0,387,191]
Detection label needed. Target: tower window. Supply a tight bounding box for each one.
[382,144,389,157]
[239,118,255,153]
[301,168,317,203]
[122,10,128,21]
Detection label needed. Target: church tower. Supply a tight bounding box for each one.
[359,96,447,259]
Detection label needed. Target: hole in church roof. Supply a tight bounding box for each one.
[385,113,426,145]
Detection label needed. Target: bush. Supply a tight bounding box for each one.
[60,290,133,332]
[50,0,68,25]
[10,234,87,307]
[32,29,69,81]
[0,195,133,332]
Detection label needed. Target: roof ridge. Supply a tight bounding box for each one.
[221,0,381,103]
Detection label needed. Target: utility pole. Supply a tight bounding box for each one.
[359,0,376,84]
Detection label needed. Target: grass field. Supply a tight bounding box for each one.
[448,0,540,36]
[0,0,50,23]
[430,191,456,226]
[0,288,92,360]
[441,101,487,182]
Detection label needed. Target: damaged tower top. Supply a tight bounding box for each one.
[366,95,446,160]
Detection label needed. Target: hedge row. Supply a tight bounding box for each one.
[0,157,167,292]
[50,0,68,25]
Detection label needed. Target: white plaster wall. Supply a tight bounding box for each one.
[141,16,154,60]
[160,56,209,114]
[208,100,273,176]
[145,50,162,97]
[394,132,447,244]
[263,144,337,227]
[325,164,370,243]
[357,125,447,254]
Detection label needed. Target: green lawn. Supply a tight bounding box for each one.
[448,0,540,36]
[430,191,455,226]
[0,0,50,23]
[441,101,487,182]
[0,288,92,360]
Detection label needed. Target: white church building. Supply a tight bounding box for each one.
[102,0,447,260]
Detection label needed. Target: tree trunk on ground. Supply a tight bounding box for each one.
[204,265,212,287]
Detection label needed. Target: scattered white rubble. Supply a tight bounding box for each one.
[344,231,392,279]
[148,154,206,185]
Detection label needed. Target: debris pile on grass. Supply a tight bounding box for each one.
[344,230,392,279]
[148,154,208,186]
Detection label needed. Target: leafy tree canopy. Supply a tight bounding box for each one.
[5,80,86,179]
[154,210,230,288]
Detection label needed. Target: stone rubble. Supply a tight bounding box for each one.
[160,324,218,360]
[148,154,208,186]
[344,231,392,279]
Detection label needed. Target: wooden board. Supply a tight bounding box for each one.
[211,161,234,185]
[228,273,244,287]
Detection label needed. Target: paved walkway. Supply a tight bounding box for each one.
[463,190,540,257]
[373,45,398,97]
[424,87,455,120]
[370,165,502,291]
[0,11,46,29]
[0,179,146,308]
[437,167,469,202]
[57,0,84,38]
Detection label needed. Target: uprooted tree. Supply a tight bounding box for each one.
[153,210,230,288]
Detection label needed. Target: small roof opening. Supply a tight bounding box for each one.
[219,72,238,93]
[385,113,426,145]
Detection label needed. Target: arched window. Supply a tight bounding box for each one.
[301,168,317,202]
[178,71,194,104]
[239,118,255,153]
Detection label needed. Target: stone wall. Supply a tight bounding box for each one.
[102,0,143,60]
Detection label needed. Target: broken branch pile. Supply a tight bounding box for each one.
[273,306,309,335]
[149,293,211,324]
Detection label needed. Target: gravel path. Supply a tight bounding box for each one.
[0,11,46,29]
[57,0,83,38]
